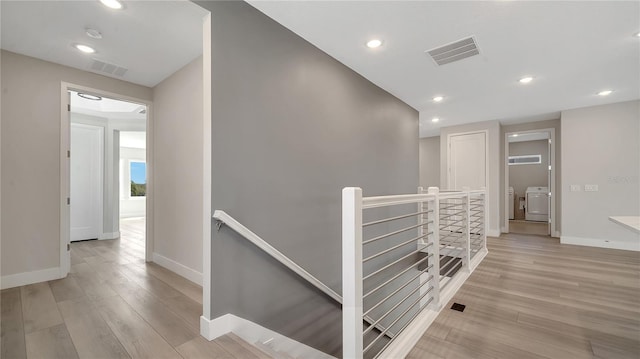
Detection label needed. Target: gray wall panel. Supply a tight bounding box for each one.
[197,1,418,355]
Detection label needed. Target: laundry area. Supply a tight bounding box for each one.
[507,132,550,236]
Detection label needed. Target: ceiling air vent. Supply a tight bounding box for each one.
[89,59,128,77]
[426,36,479,66]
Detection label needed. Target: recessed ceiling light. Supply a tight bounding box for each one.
[634,32,640,37]
[597,90,613,96]
[512,134,519,137]
[366,39,382,48]
[519,76,534,84]
[432,117,440,123]
[75,44,96,54]
[86,28,103,39]
[100,0,123,9]
[433,96,444,102]
[78,93,102,101]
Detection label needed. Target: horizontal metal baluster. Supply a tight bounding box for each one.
[363,243,432,281]
[363,232,432,263]
[371,296,435,359]
[439,211,465,221]
[439,217,466,228]
[363,223,424,245]
[362,277,433,337]
[364,253,432,299]
[438,203,461,211]
[363,210,432,227]
[364,286,435,353]
[364,269,433,318]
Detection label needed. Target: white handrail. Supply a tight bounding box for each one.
[212,210,343,304]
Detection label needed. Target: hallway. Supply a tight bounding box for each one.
[1,225,271,358]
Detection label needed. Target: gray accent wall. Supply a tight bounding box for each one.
[561,100,639,250]
[197,1,418,355]
[419,136,440,188]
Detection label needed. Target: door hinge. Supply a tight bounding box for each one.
[67,243,70,251]
[67,197,70,205]
[67,150,70,158]
[67,104,71,112]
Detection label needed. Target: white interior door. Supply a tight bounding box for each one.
[71,123,103,241]
[448,132,486,190]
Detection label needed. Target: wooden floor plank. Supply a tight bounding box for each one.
[25,324,79,359]
[176,336,234,359]
[48,276,85,303]
[1,288,27,359]
[94,295,182,359]
[20,282,63,334]
[57,297,130,359]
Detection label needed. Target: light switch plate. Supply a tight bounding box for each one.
[585,184,599,192]
[570,185,581,192]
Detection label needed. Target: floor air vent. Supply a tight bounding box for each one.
[89,59,128,77]
[426,36,479,66]
[451,303,466,312]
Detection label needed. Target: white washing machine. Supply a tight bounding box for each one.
[508,187,514,220]
[525,187,549,222]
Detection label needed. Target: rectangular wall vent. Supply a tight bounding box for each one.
[426,36,479,66]
[89,59,128,77]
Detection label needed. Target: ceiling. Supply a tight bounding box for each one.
[70,90,146,121]
[1,0,208,87]
[248,0,640,137]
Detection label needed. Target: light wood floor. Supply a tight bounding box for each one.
[1,218,272,359]
[509,220,550,236]
[408,233,640,359]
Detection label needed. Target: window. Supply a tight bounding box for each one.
[130,161,146,197]
[508,155,541,165]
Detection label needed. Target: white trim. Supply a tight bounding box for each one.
[202,12,212,322]
[152,252,202,285]
[487,229,501,237]
[200,314,335,359]
[99,231,121,240]
[561,236,639,251]
[1,267,62,290]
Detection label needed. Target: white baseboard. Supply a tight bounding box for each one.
[201,314,334,359]
[487,229,501,237]
[1,267,62,290]
[553,230,561,238]
[152,252,202,285]
[99,231,120,240]
[561,236,639,251]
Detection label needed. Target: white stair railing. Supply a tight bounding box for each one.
[342,187,488,359]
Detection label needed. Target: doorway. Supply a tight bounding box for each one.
[504,129,556,237]
[62,84,152,275]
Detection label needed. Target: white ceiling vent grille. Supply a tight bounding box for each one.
[426,36,480,66]
[89,59,128,77]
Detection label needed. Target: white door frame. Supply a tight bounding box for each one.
[446,130,490,190]
[503,128,557,237]
[60,82,154,276]
[70,122,104,242]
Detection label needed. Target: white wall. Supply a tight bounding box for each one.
[419,136,440,188]
[561,100,639,250]
[0,50,152,283]
[440,120,501,236]
[120,146,146,218]
[152,56,203,283]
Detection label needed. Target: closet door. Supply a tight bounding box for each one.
[448,132,486,190]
